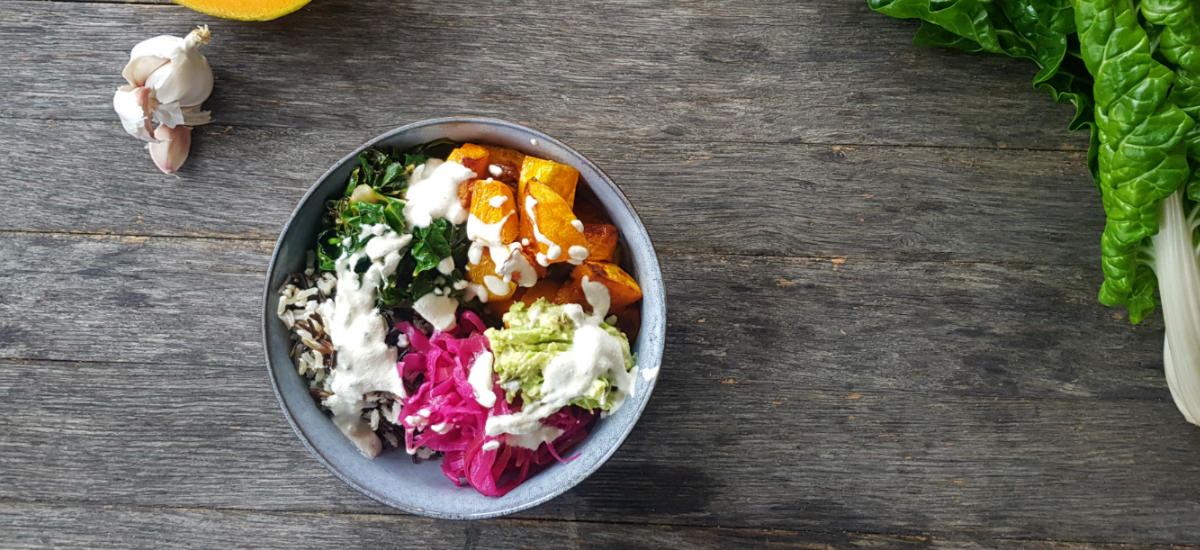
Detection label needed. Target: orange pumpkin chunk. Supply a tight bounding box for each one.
[520,181,589,266]
[553,279,587,308]
[457,179,481,209]
[582,224,618,263]
[446,143,491,180]
[519,156,579,208]
[517,279,562,306]
[609,305,642,341]
[571,261,642,311]
[480,145,525,185]
[572,198,611,225]
[488,294,518,317]
[468,180,518,244]
[466,253,516,301]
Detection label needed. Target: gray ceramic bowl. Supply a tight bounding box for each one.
[262,118,665,519]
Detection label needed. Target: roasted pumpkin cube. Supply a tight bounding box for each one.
[519,181,589,266]
[519,156,579,208]
[517,279,562,306]
[608,305,641,341]
[572,197,611,225]
[571,261,642,311]
[447,143,491,179]
[456,179,482,209]
[553,279,587,308]
[582,224,618,263]
[487,294,518,317]
[469,180,518,244]
[466,253,516,301]
[480,145,525,185]
[520,246,548,279]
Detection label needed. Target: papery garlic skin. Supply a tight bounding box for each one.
[149,125,193,175]
[123,26,213,107]
[113,86,156,142]
[114,26,213,174]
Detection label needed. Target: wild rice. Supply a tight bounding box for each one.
[277,251,406,449]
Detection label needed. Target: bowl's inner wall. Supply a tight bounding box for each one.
[265,120,664,518]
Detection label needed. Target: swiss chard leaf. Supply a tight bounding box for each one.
[1140,0,1200,200]
[1076,0,1195,322]
[378,218,469,308]
[409,218,458,277]
[913,20,985,51]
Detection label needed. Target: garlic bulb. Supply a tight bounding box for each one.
[113,26,214,174]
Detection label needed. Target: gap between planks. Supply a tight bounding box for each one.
[0,228,1072,268]
[0,114,1090,154]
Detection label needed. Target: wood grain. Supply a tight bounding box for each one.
[0,233,1164,397]
[3,354,1200,543]
[0,501,1010,550]
[0,0,1184,546]
[0,235,1192,542]
[0,120,1100,264]
[0,0,1088,150]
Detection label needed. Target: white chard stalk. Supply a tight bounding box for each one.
[1152,189,1200,424]
[112,26,214,174]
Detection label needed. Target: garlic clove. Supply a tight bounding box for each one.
[113,85,158,142]
[122,54,169,87]
[144,26,213,107]
[148,124,192,174]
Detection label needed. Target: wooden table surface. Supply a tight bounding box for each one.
[3,0,1196,548]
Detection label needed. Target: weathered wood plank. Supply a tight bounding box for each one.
[4,503,1188,550]
[0,0,1087,150]
[0,502,970,550]
[3,356,1199,543]
[0,233,1162,396]
[0,120,1100,263]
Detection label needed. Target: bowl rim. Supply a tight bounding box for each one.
[261,116,665,519]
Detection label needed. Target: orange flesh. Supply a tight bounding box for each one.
[171,0,311,20]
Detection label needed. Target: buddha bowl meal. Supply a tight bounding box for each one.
[274,138,652,497]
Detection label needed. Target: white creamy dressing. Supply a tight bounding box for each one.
[506,425,565,450]
[468,352,497,408]
[401,159,475,228]
[489,194,508,208]
[466,212,514,244]
[484,282,635,439]
[640,366,659,381]
[435,255,455,275]
[465,283,490,303]
[571,220,584,232]
[581,276,610,315]
[503,251,538,287]
[488,164,503,178]
[318,223,412,458]
[412,292,459,331]
[530,138,539,146]
[482,440,501,451]
[484,275,511,296]
[568,245,589,264]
